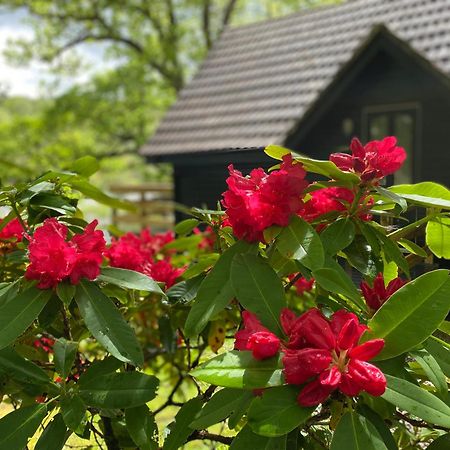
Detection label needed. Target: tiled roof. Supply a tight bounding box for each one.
[141,0,450,156]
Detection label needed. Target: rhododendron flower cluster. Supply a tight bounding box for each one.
[302,187,372,222]
[234,308,386,406]
[33,336,55,353]
[25,218,106,289]
[288,274,315,296]
[361,273,406,312]
[105,228,184,288]
[330,136,406,183]
[0,217,25,241]
[222,155,308,242]
[194,226,216,251]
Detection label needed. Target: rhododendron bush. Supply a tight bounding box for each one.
[0,139,449,450]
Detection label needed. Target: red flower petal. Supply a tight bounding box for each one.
[349,339,385,361]
[298,379,333,407]
[247,331,280,360]
[319,366,342,388]
[282,348,332,384]
[347,359,386,396]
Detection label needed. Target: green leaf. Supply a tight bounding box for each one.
[183,254,219,279]
[0,286,51,350]
[427,433,450,450]
[247,386,314,437]
[191,350,284,389]
[397,238,427,258]
[426,215,450,258]
[79,371,159,409]
[56,282,76,306]
[184,241,254,338]
[382,374,450,427]
[331,411,388,450]
[70,178,134,211]
[231,254,286,335]
[364,270,450,360]
[312,266,365,310]
[375,230,410,277]
[0,404,47,450]
[410,349,448,400]
[275,216,324,271]
[390,182,450,209]
[0,346,50,385]
[98,267,165,297]
[125,405,158,450]
[35,413,68,450]
[375,186,407,212]
[423,338,450,378]
[230,425,287,450]
[343,234,379,278]
[78,356,123,384]
[163,397,203,450]
[190,388,252,430]
[166,275,204,305]
[174,218,200,236]
[75,280,144,366]
[53,338,78,379]
[71,156,99,177]
[60,394,86,432]
[357,405,397,450]
[321,219,355,255]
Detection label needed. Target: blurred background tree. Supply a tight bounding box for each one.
[0,0,341,185]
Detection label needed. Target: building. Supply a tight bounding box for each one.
[141,0,450,209]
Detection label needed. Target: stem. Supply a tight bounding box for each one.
[388,214,435,241]
[187,430,233,445]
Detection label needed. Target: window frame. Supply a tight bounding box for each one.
[361,102,422,183]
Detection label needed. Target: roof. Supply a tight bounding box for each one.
[141,0,450,157]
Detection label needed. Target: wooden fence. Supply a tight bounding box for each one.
[109,182,175,231]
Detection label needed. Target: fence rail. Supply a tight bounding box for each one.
[109,182,175,231]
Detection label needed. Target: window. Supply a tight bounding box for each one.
[363,104,419,184]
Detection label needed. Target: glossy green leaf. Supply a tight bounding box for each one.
[427,433,450,450]
[390,182,450,209]
[321,218,355,255]
[184,241,255,338]
[231,254,286,335]
[248,386,314,437]
[426,215,450,258]
[0,286,51,350]
[423,338,450,378]
[375,186,407,212]
[410,349,448,400]
[71,156,99,177]
[343,234,379,278]
[190,388,252,430]
[331,411,388,450]
[56,282,76,306]
[0,346,50,385]
[165,275,204,305]
[182,254,219,279]
[382,374,450,427]
[79,371,159,409]
[230,425,287,450]
[374,229,410,277]
[125,404,158,450]
[275,216,324,270]
[312,266,365,310]
[364,270,450,360]
[0,404,47,450]
[53,338,78,379]
[98,267,165,297]
[75,280,144,366]
[191,350,284,389]
[35,413,68,450]
[397,238,427,258]
[60,394,86,432]
[163,397,203,450]
[357,405,397,450]
[174,218,200,235]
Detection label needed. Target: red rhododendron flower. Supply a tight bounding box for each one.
[222,155,308,242]
[149,258,185,289]
[33,336,55,353]
[193,226,216,251]
[234,311,280,360]
[289,274,315,296]
[0,217,25,241]
[330,136,406,183]
[281,308,386,406]
[302,187,372,222]
[361,273,406,312]
[25,218,105,289]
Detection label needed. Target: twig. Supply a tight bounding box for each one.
[396,411,450,432]
[187,430,233,445]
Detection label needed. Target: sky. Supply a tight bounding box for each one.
[0,7,114,98]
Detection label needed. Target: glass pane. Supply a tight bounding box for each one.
[368,114,389,140]
[394,113,414,184]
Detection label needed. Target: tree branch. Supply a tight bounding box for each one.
[187,430,233,445]
[220,0,238,35]
[202,0,212,49]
